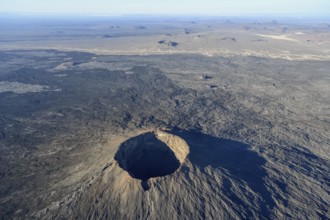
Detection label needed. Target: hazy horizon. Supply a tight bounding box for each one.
[0,0,329,17]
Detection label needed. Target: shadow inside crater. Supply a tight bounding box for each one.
[114,132,181,182]
[167,129,275,217]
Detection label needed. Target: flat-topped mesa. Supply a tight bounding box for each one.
[114,130,189,181]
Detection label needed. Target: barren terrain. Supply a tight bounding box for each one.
[0,16,329,219]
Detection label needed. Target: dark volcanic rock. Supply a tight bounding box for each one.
[158,40,179,47]
[0,51,329,220]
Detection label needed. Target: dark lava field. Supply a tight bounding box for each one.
[0,49,329,219]
[0,14,330,219]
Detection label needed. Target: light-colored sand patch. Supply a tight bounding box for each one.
[256,34,298,42]
[54,74,68,77]
[51,62,73,72]
[0,81,61,94]
[295,32,305,35]
[76,61,133,71]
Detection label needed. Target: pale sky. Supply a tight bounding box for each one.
[0,0,329,16]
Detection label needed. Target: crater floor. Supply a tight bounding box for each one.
[115,130,189,182]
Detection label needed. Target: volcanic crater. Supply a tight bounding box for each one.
[114,130,189,181]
